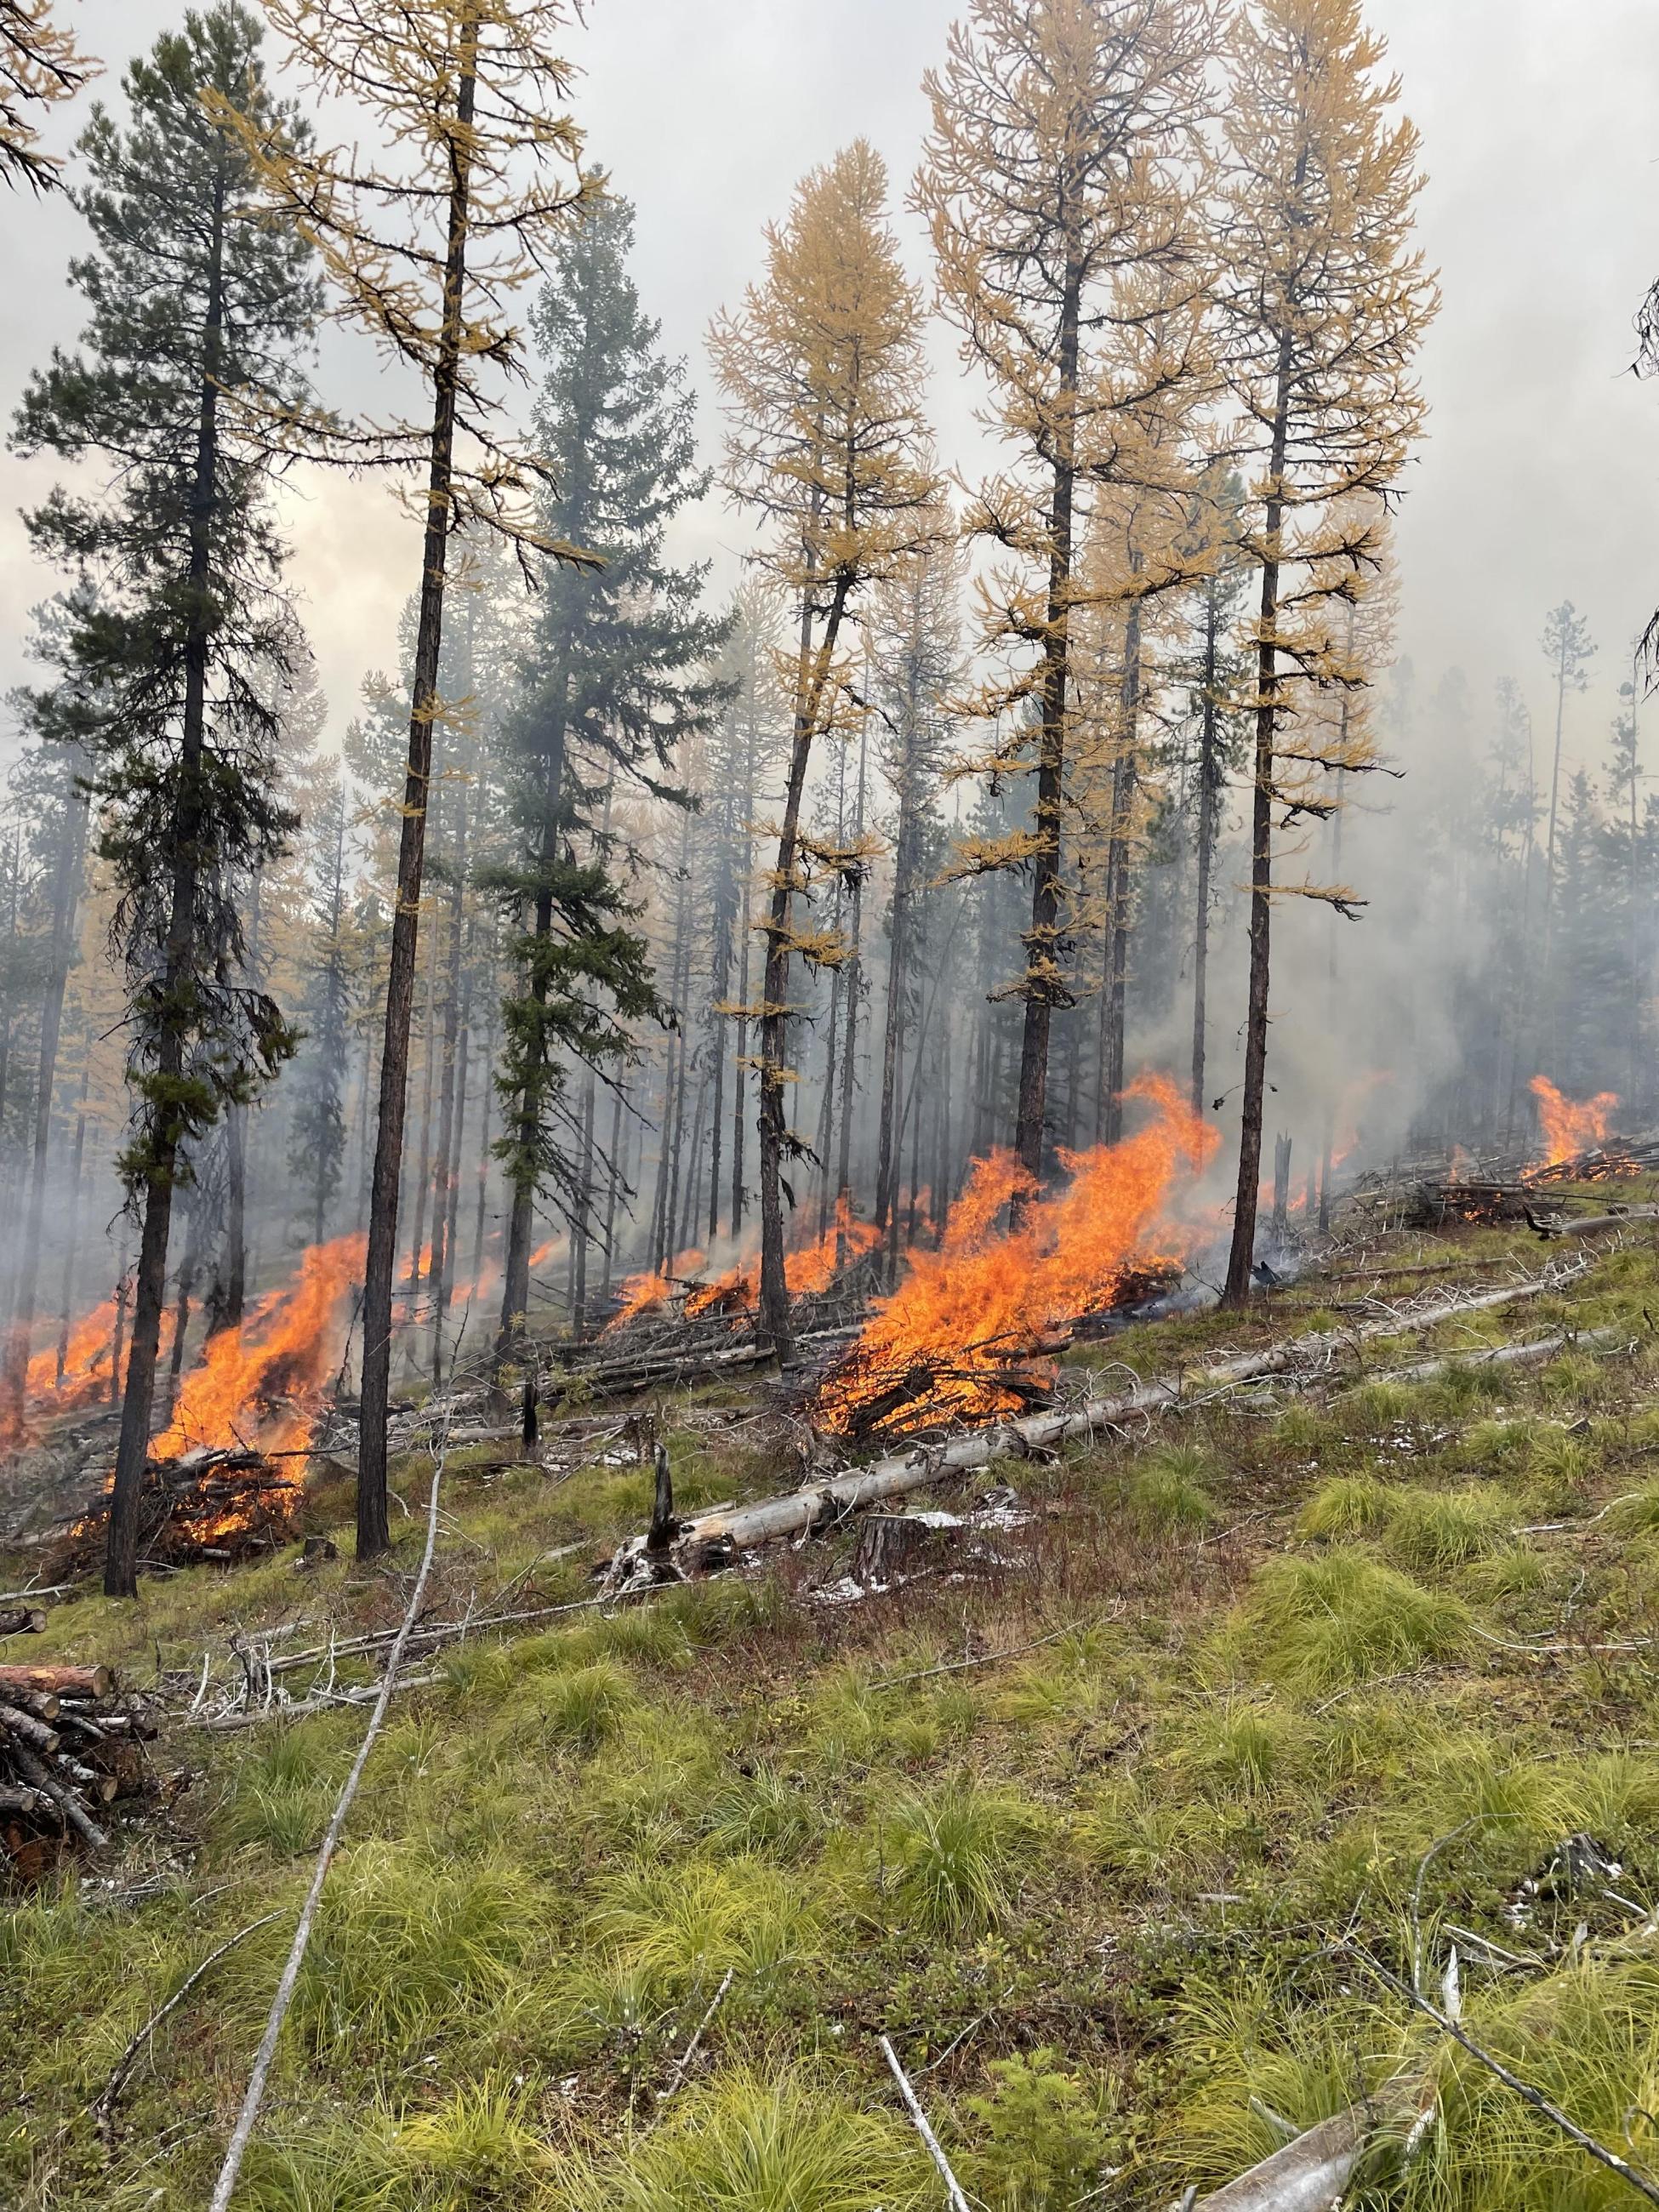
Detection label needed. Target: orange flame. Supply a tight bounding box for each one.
[817,1073,1218,1437]
[607,1248,705,1331]
[151,1234,363,1461]
[1530,1076,1619,1169]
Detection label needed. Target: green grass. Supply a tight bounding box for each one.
[11,1217,1659,2210]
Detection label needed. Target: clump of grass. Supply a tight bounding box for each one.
[397,2077,550,2207]
[553,2067,926,2212]
[1345,1380,1416,1433]
[1124,1447,1214,1537]
[590,1855,818,2000]
[227,1723,354,1858]
[1270,1403,1330,1457]
[701,1762,818,1861]
[1611,1484,1659,1535]
[1298,1474,1391,1541]
[881,1776,1029,1935]
[1382,1484,1511,1572]
[293,1842,539,2062]
[1242,1549,1470,1691]
[1172,1697,1308,1798]
[539,1659,638,1751]
[1459,1417,1533,1475]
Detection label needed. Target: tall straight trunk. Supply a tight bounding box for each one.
[874,828,910,1234]
[426,772,470,1313]
[0,830,20,1268]
[106,158,229,1598]
[403,918,442,1299]
[1316,613,1354,1230]
[163,1209,202,1423]
[6,764,88,1434]
[109,1236,128,1410]
[1542,635,1569,980]
[569,1057,596,1335]
[497,673,569,1365]
[676,1072,708,1259]
[759,564,854,1354]
[1190,577,1222,1115]
[1012,254,1082,1185]
[601,1081,624,1304]
[55,1046,89,1383]
[219,868,263,1331]
[1099,595,1142,1146]
[659,809,696,1269]
[1222,336,1293,1311]
[433,958,472,1382]
[707,793,735,1248]
[814,960,843,1234]
[314,808,348,1247]
[357,14,478,1557]
[835,719,867,1231]
[470,989,497,1291]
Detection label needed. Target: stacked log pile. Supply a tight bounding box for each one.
[0,1662,155,1868]
[49,1448,305,1578]
[1343,1135,1659,1233]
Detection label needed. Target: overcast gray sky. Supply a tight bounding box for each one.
[4,0,1658,780]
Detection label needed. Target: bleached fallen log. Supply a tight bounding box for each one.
[604,1268,1584,1576]
[1183,2105,1374,2211]
[1371,1325,1622,1391]
[1530,1205,1659,1240]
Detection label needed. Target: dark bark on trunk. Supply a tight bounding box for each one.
[1098,594,1141,1147]
[835,719,867,1236]
[5,766,88,1435]
[357,20,477,1557]
[1222,337,1293,1311]
[470,985,496,1291]
[1012,254,1083,1185]
[426,770,470,1321]
[1191,576,1222,1115]
[600,1080,624,1305]
[106,158,229,1598]
[403,917,442,1311]
[54,1046,89,1384]
[758,570,853,1357]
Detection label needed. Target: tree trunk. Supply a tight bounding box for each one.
[426,769,470,1325]
[1099,593,1141,1147]
[1191,575,1221,1115]
[5,763,88,1436]
[470,986,497,1291]
[835,716,867,1236]
[1012,254,1082,1185]
[356,18,477,1558]
[1222,341,1292,1311]
[106,157,230,1598]
[757,570,853,1357]
[55,1046,89,1385]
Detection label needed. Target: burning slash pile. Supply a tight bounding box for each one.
[815,1075,1218,1444]
[52,1234,363,1577]
[0,1662,156,1868]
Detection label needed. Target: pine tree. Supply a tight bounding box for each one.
[231,0,595,1558]
[13,4,319,1597]
[1539,599,1596,972]
[710,140,937,1356]
[1211,0,1437,1308]
[915,0,1216,1182]
[1,0,94,191]
[489,189,729,1368]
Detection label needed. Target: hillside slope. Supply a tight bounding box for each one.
[7,1213,1659,2210]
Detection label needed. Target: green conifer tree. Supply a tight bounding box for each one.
[489,190,730,1365]
[11,2,319,1596]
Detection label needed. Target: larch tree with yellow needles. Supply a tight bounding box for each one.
[915,0,1217,1185]
[0,0,94,192]
[710,140,938,1360]
[221,0,596,1558]
[1212,0,1436,1308]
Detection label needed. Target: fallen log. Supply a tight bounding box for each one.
[0,1607,48,1636]
[1184,2104,1376,2211]
[602,1268,1586,1578]
[0,1662,111,1698]
[1527,1204,1659,1240]
[1370,1325,1622,1391]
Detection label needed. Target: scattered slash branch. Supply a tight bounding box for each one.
[599,1268,1588,1580]
[1357,1949,1659,2206]
[658,1966,734,2105]
[207,1437,450,2212]
[880,2034,972,2212]
[93,1911,283,2138]
[1183,2104,1378,2211]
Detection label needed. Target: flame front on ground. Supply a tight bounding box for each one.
[1530,1075,1619,1168]
[151,1234,364,1461]
[817,1074,1219,1437]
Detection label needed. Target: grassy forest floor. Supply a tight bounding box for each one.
[9,1206,1659,2209]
